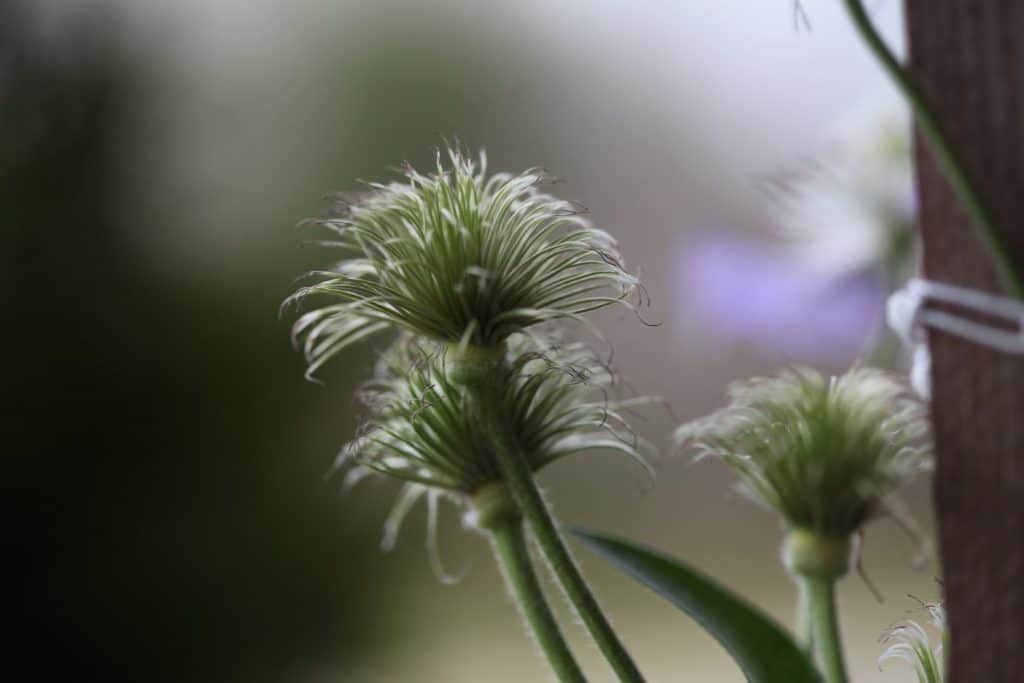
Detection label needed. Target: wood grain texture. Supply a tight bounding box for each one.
[903,2,1024,681]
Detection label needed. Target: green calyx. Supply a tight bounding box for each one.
[469,481,519,531]
[444,342,505,365]
[783,529,857,580]
[443,342,506,386]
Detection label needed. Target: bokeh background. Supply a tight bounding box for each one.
[6,1,936,680]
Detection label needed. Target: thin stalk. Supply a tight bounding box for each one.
[493,438,645,682]
[465,364,645,682]
[795,577,814,653]
[841,0,1024,298]
[800,575,848,683]
[488,517,586,682]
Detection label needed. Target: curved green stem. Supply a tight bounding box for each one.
[488,515,586,682]
[841,0,1024,298]
[463,361,645,682]
[800,576,848,683]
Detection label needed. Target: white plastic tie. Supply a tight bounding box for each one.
[887,278,1024,398]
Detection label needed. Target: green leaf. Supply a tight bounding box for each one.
[571,528,822,683]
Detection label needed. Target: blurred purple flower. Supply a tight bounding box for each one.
[678,234,885,362]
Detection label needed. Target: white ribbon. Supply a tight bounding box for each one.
[887,278,1024,398]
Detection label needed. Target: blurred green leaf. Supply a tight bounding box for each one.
[571,529,821,683]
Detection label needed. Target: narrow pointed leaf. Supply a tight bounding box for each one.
[571,528,821,683]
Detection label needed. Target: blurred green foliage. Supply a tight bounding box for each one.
[3,4,495,680]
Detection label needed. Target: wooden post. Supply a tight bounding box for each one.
[904,2,1024,681]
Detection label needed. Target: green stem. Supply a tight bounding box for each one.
[487,513,586,682]
[841,0,1024,298]
[783,530,854,683]
[462,360,645,683]
[495,441,644,682]
[795,577,813,652]
[801,576,848,683]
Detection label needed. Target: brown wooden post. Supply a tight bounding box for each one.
[904,2,1024,681]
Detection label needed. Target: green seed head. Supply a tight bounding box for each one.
[675,367,932,539]
[285,147,640,379]
[346,333,650,492]
[879,600,946,683]
[342,333,652,542]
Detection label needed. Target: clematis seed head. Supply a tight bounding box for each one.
[675,367,932,540]
[879,600,946,683]
[284,147,640,379]
[343,332,652,553]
